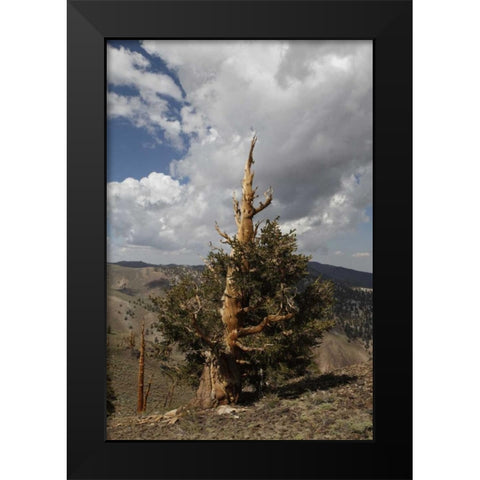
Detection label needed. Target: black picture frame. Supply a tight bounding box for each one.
[67,1,412,478]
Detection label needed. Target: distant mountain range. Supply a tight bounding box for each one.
[307,262,372,289]
[107,260,373,371]
[112,260,372,289]
[114,261,157,269]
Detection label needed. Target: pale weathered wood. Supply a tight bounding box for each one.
[194,136,293,408]
[136,320,145,413]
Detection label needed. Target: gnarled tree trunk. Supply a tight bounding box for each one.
[191,136,294,408]
[194,351,241,408]
[194,136,274,408]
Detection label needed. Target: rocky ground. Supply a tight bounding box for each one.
[106,355,373,441]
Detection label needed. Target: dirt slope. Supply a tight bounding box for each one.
[107,361,373,440]
[314,330,371,373]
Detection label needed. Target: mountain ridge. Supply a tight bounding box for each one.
[106,261,372,386]
[110,260,372,289]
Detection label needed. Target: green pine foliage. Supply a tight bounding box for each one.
[150,218,335,391]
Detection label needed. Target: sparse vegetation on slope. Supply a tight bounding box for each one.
[331,283,373,349]
[106,361,372,440]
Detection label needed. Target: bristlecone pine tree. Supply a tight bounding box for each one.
[151,136,334,408]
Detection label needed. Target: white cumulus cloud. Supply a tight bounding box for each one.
[107,40,373,267]
[107,45,185,148]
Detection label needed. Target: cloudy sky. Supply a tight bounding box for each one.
[107,40,372,272]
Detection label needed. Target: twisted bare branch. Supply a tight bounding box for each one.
[247,134,257,170]
[253,219,265,238]
[253,187,273,215]
[234,341,264,353]
[215,222,233,244]
[232,192,241,227]
[191,294,216,348]
[238,312,295,337]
